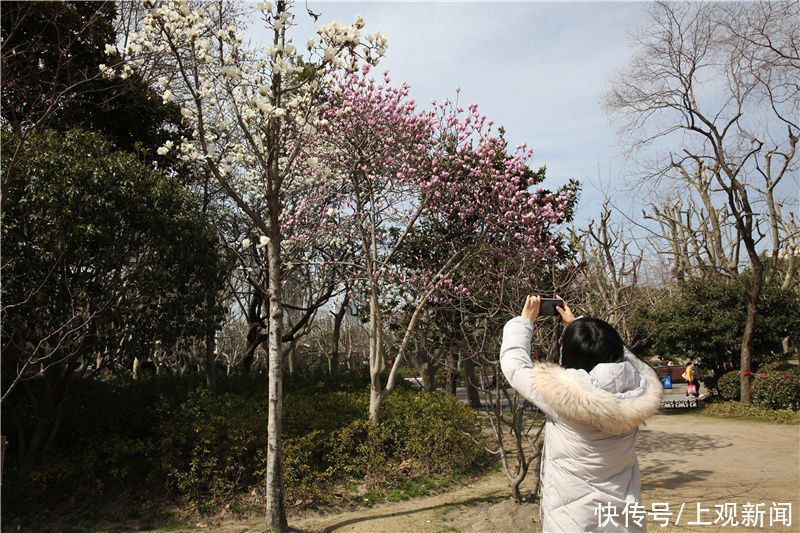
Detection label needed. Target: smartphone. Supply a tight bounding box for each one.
[539,298,564,316]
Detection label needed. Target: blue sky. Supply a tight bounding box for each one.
[287,1,650,228]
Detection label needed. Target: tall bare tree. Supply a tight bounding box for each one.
[605,0,799,403]
[570,201,653,348]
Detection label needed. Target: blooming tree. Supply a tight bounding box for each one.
[387,133,578,501]
[308,67,575,424]
[111,1,386,529]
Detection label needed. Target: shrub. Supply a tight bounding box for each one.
[752,372,800,411]
[2,370,488,525]
[151,389,267,506]
[712,367,800,411]
[282,389,486,504]
[717,370,741,401]
[379,391,485,474]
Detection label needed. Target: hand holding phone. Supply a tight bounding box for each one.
[552,295,576,325]
[539,297,565,317]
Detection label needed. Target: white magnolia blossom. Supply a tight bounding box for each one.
[111,0,389,265]
[221,65,240,79]
[156,140,174,156]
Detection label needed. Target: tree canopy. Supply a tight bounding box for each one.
[643,275,800,385]
[1,127,224,464]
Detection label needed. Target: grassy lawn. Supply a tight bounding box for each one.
[659,400,800,424]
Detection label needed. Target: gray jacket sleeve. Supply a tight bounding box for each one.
[499,316,558,420]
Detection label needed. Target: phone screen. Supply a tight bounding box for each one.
[539,298,564,316]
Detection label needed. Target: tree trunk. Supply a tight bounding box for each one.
[739,271,762,404]
[782,336,792,356]
[205,322,217,395]
[285,338,296,374]
[369,386,384,426]
[445,350,458,396]
[329,294,349,376]
[368,284,385,425]
[265,222,287,532]
[346,327,356,370]
[242,289,265,372]
[419,360,436,392]
[462,355,481,408]
[723,179,764,406]
[19,361,75,469]
[132,356,140,380]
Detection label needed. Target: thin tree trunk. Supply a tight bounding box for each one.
[20,361,75,469]
[205,321,217,395]
[445,350,458,396]
[462,355,481,408]
[264,73,288,528]
[285,338,296,374]
[740,273,762,404]
[420,360,436,392]
[242,289,264,372]
[368,282,387,425]
[329,294,349,376]
[265,223,287,531]
[719,175,764,406]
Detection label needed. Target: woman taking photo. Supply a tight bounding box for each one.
[500,295,662,532]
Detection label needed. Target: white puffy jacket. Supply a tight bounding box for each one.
[500,317,663,533]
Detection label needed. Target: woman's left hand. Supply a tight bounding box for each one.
[521,295,541,323]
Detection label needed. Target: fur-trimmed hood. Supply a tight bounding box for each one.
[531,353,663,435]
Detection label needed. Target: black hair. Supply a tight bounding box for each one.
[560,318,624,372]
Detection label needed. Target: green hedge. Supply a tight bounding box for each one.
[751,372,800,410]
[717,370,741,401]
[2,370,486,521]
[715,367,800,410]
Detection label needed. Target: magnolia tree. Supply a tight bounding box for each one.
[414,182,577,501]
[304,67,575,423]
[111,1,387,530]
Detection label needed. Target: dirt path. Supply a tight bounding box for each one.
[175,414,800,533]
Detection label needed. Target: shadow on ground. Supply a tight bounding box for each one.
[636,427,731,455]
[292,495,508,533]
[637,427,731,492]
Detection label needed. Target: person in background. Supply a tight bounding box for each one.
[500,295,662,532]
[684,361,700,398]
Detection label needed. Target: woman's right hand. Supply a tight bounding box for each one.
[521,295,541,323]
[554,295,576,325]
